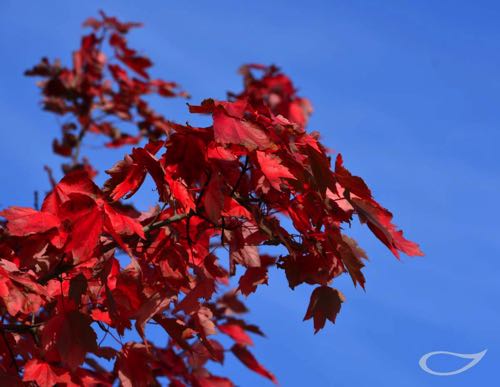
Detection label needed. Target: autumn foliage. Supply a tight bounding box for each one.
[0,12,422,386]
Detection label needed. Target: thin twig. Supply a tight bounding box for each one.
[230,157,249,197]
[0,327,20,374]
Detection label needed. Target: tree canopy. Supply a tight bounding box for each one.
[0,12,422,386]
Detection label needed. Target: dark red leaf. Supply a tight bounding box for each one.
[303,286,345,333]
[41,311,97,370]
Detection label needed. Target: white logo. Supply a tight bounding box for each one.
[419,349,487,376]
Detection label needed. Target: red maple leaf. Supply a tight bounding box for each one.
[303,285,345,333]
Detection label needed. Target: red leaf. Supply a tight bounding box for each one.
[225,222,261,272]
[133,292,171,339]
[339,235,367,289]
[0,259,46,316]
[194,306,217,338]
[41,311,97,370]
[42,170,101,214]
[165,175,195,212]
[303,286,345,333]
[334,154,372,199]
[116,343,156,387]
[189,339,225,367]
[59,194,103,262]
[204,173,225,223]
[155,317,192,352]
[23,359,70,386]
[351,197,423,258]
[256,151,295,191]
[334,155,423,258]
[238,266,268,296]
[0,207,60,236]
[104,141,163,201]
[197,375,234,387]
[288,97,313,126]
[212,100,272,150]
[118,55,152,79]
[304,145,336,194]
[132,147,169,201]
[219,324,253,346]
[221,197,252,219]
[104,154,146,201]
[104,202,145,240]
[231,344,277,384]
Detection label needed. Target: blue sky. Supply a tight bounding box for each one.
[1,1,499,386]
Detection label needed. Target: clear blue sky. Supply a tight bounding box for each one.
[1,1,499,386]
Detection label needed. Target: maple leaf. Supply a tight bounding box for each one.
[304,145,336,194]
[104,154,146,201]
[41,170,101,214]
[0,207,60,236]
[133,292,171,340]
[218,323,254,346]
[0,259,47,316]
[334,154,372,199]
[213,104,271,150]
[304,285,345,333]
[256,151,296,191]
[334,154,423,258]
[41,310,97,370]
[350,197,423,258]
[56,189,144,262]
[238,266,268,296]
[339,235,367,289]
[131,146,169,201]
[225,227,261,273]
[103,202,145,254]
[116,343,156,387]
[59,193,103,262]
[104,203,144,238]
[221,197,253,219]
[104,141,164,201]
[118,55,152,79]
[165,174,196,212]
[174,278,216,315]
[189,339,225,367]
[191,99,272,150]
[231,344,277,384]
[237,255,274,296]
[23,359,71,386]
[194,306,217,338]
[197,375,234,387]
[204,173,225,223]
[156,317,193,352]
[288,97,313,127]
